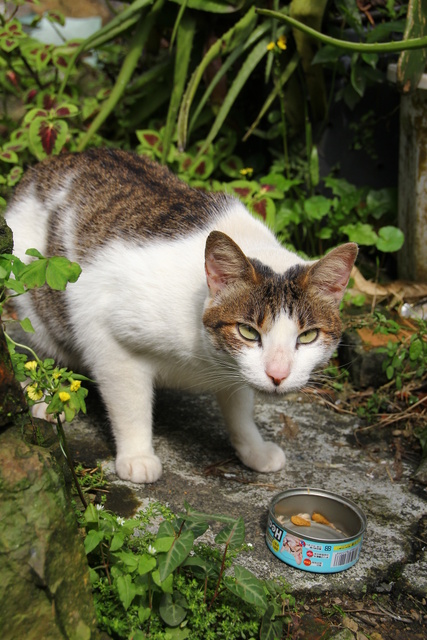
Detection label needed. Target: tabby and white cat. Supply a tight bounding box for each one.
[5,149,357,484]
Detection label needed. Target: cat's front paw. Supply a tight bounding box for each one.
[115,454,162,483]
[237,441,286,473]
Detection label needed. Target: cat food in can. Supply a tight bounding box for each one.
[266,488,366,573]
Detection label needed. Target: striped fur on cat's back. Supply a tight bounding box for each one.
[5,149,358,484]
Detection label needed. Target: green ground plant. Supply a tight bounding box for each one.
[81,500,293,639]
[0,248,91,504]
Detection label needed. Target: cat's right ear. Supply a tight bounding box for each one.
[205,231,257,296]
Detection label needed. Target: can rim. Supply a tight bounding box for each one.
[269,487,367,543]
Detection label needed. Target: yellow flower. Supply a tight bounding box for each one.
[59,391,71,402]
[52,370,61,380]
[27,384,43,401]
[70,380,81,392]
[240,167,253,177]
[266,41,275,51]
[277,35,287,50]
[24,360,37,371]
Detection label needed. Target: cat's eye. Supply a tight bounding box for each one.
[238,324,260,342]
[298,329,318,345]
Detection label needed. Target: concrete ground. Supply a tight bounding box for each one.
[65,387,427,601]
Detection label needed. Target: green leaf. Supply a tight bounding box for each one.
[154,536,175,553]
[19,317,35,333]
[198,36,269,155]
[84,503,98,524]
[260,604,283,640]
[152,569,174,593]
[5,278,26,294]
[157,529,194,582]
[84,529,105,554]
[110,534,125,552]
[137,553,157,575]
[341,222,378,246]
[20,258,47,288]
[45,256,82,290]
[117,573,137,610]
[409,338,423,362]
[25,248,44,259]
[386,365,394,380]
[116,550,139,572]
[29,118,68,160]
[215,516,245,548]
[304,195,331,221]
[225,565,268,610]
[161,15,195,164]
[376,226,405,253]
[159,592,187,627]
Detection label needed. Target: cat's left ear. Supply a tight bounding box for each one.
[205,231,257,296]
[307,243,358,303]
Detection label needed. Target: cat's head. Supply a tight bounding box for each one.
[203,231,357,393]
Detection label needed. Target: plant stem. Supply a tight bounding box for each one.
[56,415,87,509]
[208,542,229,611]
[256,8,427,53]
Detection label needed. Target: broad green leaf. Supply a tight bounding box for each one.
[110,534,125,552]
[225,565,268,610]
[20,258,47,288]
[341,222,378,246]
[5,278,25,294]
[152,569,174,593]
[154,536,175,553]
[376,226,404,253]
[28,118,68,160]
[84,529,105,554]
[159,592,187,627]
[83,503,98,523]
[157,529,194,582]
[260,604,283,640]
[215,516,245,548]
[117,573,137,610]
[182,555,218,578]
[45,256,82,290]
[137,553,157,575]
[115,550,139,571]
[304,195,331,221]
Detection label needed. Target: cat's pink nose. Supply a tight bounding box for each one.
[269,375,286,387]
[266,363,291,387]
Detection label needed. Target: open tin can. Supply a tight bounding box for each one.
[266,488,367,573]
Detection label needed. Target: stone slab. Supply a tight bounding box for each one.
[65,389,427,598]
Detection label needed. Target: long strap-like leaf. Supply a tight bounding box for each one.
[177,6,258,150]
[188,21,271,138]
[161,15,196,164]
[77,0,165,151]
[197,35,270,156]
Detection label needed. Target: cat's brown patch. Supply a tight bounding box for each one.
[13,149,231,261]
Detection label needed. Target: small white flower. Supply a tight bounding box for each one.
[247,543,253,548]
[147,544,156,555]
[116,516,125,526]
[95,504,104,511]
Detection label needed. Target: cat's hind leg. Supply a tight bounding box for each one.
[216,386,286,473]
